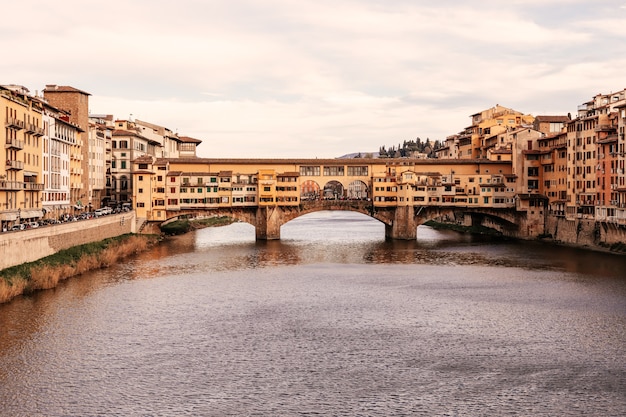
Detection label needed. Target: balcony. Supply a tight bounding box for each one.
[24,182,44,191]
[5,117,24,130]
[5,138,24,150]
[595,124,615,132]
[5,160,24,170]
[33,126,45,137]
[0,180,23,190]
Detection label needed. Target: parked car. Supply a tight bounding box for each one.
[11,224,25,231]
[28,222,39,229]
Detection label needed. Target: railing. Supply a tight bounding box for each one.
[24,182,44,191]
[5,160,24,170]
[5,117,24,130]
[0,180,23,190]
[5,138,24,150]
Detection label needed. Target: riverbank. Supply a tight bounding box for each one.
[423,220,506,237]
[160,215,237,235]
[0,234,160,304]
[425,220,626,254]
[0,216,236,304]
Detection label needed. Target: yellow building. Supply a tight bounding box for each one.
[456,105,534,160]
[1,85,45,230]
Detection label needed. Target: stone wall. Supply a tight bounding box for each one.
[545,215,626,249]
[0,212,135,270]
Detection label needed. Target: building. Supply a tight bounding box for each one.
[43,85,91,211]
[41,103,82,218]
[1,85,46,230]
[565,89,626,220]
[438,105,534,160]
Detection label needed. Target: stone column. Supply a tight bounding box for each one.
[255,206,282,240]
[384,205,418,240]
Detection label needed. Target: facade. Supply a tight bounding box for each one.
[131,158,516,222]
[437,105,534,160]
[1,85,46,231]
[88,115,113,210]
[108,119,201,208]
[565,89,626,220]
[42,105,81,218]
[43,85,90,210]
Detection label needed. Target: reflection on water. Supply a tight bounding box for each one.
[1,211,625,416]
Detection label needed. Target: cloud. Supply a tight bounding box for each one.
[3,0,625,158]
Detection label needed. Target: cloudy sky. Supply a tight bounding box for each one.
[3,0,626,158]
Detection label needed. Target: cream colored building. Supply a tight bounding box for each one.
[41,104,81,218]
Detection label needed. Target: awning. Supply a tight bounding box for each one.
[0,213,18,221]
[20,209,44,218]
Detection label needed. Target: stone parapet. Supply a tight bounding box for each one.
[0,213,136,270]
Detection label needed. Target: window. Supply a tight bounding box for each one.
[138,175,143,181]
[323,166,345,176]
[139,163,148,169]
[300,166,320,176]
[347,166,368,176]
[138,188,143,193]
[121,161,126,169]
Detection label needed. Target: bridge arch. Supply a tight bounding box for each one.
[322,180,344,199]
[301,180,321,200]
[347,180,369,199]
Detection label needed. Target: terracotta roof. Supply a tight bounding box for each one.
[535,115,570,123]
[133,155,154,164]
[43,85,91,96]
[178,136,202,144]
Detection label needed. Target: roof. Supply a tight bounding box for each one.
[133,155,154,164]
[178,136,202,144]
[43,85,91,96]
[535,115,570,123]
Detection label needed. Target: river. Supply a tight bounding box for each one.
[1,211,625,416]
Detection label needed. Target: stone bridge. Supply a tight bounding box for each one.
[166,200,527,240]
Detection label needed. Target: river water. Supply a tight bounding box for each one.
[1,211,625,416]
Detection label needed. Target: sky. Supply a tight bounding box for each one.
[2,0,626,158]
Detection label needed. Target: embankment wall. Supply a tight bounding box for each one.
[0,213,136,270]
[544,215,626,250]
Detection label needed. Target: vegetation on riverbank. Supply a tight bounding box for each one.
[424,220,504,236]
[0,234,159,304]
[160,215,237,235]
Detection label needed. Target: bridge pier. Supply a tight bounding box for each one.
[384,205,419,240]
[255,206,282,240]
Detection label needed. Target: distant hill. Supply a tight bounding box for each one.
[337,152,380,159]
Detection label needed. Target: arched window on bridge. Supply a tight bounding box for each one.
[301,180,321,200]
[323,181,344,200]
[347,180,369,200]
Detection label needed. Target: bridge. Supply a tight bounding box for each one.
[132,157,543,240]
